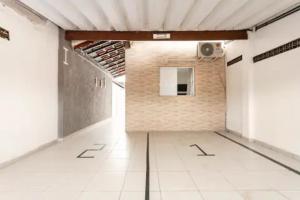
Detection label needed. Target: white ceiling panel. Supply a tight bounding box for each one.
[18,0,300,31]
[181,0,221,30]
[121,0,146,30]
[20,0,77,30]
[199,0,249,30]
[147,0,170,30]
[217,0,279,30]
[45,0,95,30]
[163,0,195,30]
[70,0,112,30]
[236,0,300,29]
[95,0,128,31]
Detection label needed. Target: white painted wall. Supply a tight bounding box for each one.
[226,12,300,156]
[112,81,125,132]
[0,4,59,164]
[226,39,254,138]
[226,54,243,133]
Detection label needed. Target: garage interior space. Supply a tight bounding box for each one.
[1,0,300,200]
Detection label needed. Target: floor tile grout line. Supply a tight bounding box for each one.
[152,133,164,200]
[173,135,206,200]
[187,170,206,200]
[219,170,242,193]
[117,133,135,200]
[145,132,150,200]
[118,133,150,198]
[77,131,123,198]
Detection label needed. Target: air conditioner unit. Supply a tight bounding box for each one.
[197,42,224,58]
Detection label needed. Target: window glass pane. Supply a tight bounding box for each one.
[160,67,194,96]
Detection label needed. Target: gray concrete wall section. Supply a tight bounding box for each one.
[58,29,112,137]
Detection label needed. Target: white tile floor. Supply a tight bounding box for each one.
[1,120,300,200]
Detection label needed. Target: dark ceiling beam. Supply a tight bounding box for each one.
[111,66,125,73]
[98,54,124,65]
[84,41,115,54]
[112,68,125,76]
[65,30,248,41]
[82,41,108,52]
[113,70,126,77]
[107,60,125,68]
[74,41,94,49]
[86,41,121,55]
[105,60,125,68]
[92,44,124,59]
[104,58,125,67]
[112,72,125,78]
[114,69,125,74]
[93,48,124,62]
[105,60,125,69]
[101,52,124,62]
[109,64,125,72]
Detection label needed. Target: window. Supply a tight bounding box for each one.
[160,67,195,96]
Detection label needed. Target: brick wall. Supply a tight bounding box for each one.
[126,42,225,132]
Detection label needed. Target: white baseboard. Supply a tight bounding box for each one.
[226,129,300,161]
[59,118,112,140]
[0,139,58,169]
[225,128,243,137]
[126,129,214,134]
[0,118,112,169]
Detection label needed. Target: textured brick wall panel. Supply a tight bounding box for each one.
[126,42,226,132]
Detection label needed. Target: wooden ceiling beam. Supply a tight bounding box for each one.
[112,68,125,75]
[113,71,126,78]
[93,47,125,61]
[91,43,124,58]
[107,61,125,69]
[74,41,94,49]
[84,41,115,54]
[65,30,248,41]
[105,59,125,68]
[81,41,108,52]
[98,53,124,65]
[113,72,126,78]
[109,64,125,72]
[111,66,125,73]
